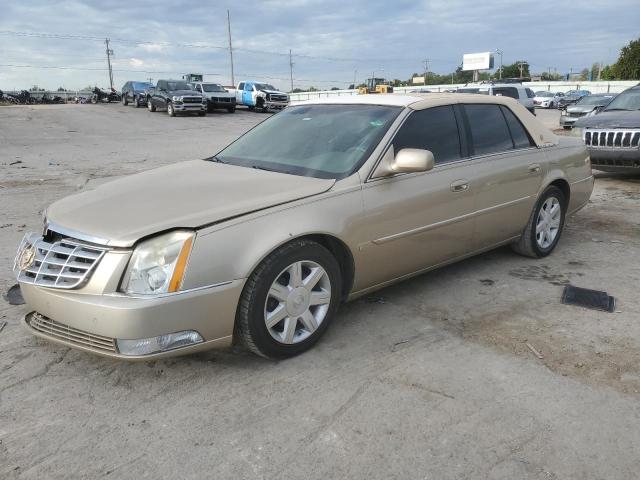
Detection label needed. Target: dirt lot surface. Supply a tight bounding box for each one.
[1,104,639,479]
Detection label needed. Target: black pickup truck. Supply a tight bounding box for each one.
[575,84,640,174]
[146,80,207,117]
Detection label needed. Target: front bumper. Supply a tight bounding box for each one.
[589,149,640,173]
[174,102,207,112]
[19,279,245,360]
[265,101,288,111]
[560,115,579,127]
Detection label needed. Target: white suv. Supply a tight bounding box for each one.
[456,83,536,115]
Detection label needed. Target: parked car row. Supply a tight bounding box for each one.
[120,79,290,117]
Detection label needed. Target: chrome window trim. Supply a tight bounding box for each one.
[364,105,540,184]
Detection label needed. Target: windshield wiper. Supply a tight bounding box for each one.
[206,155,227,163]
[251,165,276,172]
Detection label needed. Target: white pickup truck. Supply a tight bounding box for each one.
[190,82,236,113]
[230,81,289,112]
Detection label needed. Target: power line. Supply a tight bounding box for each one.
[0,29,458,65]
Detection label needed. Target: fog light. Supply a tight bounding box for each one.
[116,330,203,356]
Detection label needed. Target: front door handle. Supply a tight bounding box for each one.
[528,163,541,173]
[450,179,469,193]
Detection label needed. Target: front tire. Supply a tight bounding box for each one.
[167,102,176,117]
[236,239,342,359]
[122,94,128,106]
[512,185,566,258]
[147,98,156,112]
[227,106,236,113]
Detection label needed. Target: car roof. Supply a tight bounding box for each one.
[292,93,558,147]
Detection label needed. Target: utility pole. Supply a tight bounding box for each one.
[423,59,429,86]
[105,38,114,90]
[518,61,528,78]
[495,49,503,80]
[227,10,235,87]
[289,49,294,92]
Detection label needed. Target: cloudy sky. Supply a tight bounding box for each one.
[1,0,638,91]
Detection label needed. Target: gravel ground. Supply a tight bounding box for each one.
[1,104,639,480]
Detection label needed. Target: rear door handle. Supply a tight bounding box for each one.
[450,179,469,193]
[528,163,541,173]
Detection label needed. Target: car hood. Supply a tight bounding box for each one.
[169,89,202,97]
[574,110,640,129]
[260,89,287,95]
[46,160,335,247]
[566,105,597,113]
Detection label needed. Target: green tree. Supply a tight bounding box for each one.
[600,65,615,80]
[499,61,530,79]
[612,38,640,79]
[579,68,590,81]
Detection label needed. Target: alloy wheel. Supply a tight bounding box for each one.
[264,260,331,344]
[536,196,561,249]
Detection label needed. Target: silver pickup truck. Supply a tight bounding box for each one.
[190,82,236,113]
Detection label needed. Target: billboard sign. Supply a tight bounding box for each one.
[462,52,494,71]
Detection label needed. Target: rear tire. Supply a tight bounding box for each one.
[147,98,156,112]
[512,185,566,258]
[236,239,342,359]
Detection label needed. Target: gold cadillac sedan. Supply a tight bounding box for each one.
[14,94,594,360]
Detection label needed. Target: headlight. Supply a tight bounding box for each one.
[571,127,584,138]
[121,230,195,295]
[172,95,182,102]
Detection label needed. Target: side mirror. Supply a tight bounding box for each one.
[374,148,435,178]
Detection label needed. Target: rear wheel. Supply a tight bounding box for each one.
[147,98,156,112]
[512,185,566,258]
[236,239,341,359]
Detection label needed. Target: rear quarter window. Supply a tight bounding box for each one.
[525,88,535,98]
[500,106,535,149]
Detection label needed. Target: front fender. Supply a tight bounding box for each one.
[182,179,364,291]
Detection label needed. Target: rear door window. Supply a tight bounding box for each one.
[392,105,462,164]
[493,87,518,99]
[500,106,534,149]
[464,104,514,156]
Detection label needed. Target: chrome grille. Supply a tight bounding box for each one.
[268,94,288,103]
[14,233,107,289]
[584,129,640,149]
[27,312,117,352]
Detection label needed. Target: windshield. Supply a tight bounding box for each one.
[577,95,614,106]
[202,84,226,92]
[254,83,276,91]
[215,104,401,179]
[604,90,640,111]
[132,82,153,91]
[167,81,190,91]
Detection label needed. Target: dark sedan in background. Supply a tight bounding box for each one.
[557,90,591,109]
[560,93,616,129]
[121,81,154,108]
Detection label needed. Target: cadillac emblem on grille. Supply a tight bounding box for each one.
[17,242,37,270]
